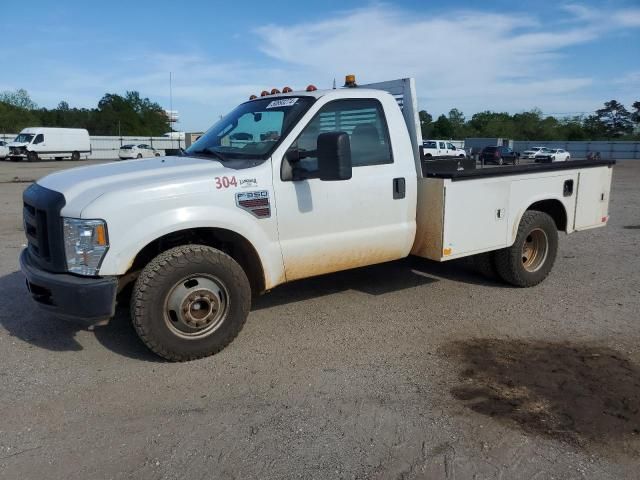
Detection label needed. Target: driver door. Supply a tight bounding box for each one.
[272,98,415,282]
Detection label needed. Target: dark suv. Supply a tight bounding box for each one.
[479,146,519,165]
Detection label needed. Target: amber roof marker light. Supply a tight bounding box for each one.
[305,85,318,92]
[344,74,357,88]
[282,86,293,93]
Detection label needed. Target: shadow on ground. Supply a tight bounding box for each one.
[445,339,640,452]
[254,255,510,310]
[0,256,504,359]
[0,271,160,361]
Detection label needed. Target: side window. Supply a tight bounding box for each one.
[447,143,455,149]
[424,141,437,149]
[285,99,393,179]
[33,134,44,144]
[439,141,446,149]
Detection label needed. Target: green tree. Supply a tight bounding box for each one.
[431,114,454,138]
[595,100,633,138]
[418,110,433,139]
[631,101,640,125]
[0,88,37,110]
[448,108,466,138]
[583,114,608,139]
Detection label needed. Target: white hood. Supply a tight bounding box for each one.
[37,156,235,217]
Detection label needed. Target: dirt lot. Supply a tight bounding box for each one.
[0,159,639,479]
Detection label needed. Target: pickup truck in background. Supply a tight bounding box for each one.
[20,77,614,361]
[422,139,466,158]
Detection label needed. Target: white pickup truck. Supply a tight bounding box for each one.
[422,139,466,158]
[20,77,614,361]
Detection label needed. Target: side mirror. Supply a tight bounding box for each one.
[317,131,352,181]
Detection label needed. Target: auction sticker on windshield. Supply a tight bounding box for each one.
[266,98,299,109]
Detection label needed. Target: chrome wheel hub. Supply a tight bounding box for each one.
[165,275,228,338]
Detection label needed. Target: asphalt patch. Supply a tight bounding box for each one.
[446,339,640,452]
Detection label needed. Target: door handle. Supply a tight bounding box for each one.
[393,177,406,199]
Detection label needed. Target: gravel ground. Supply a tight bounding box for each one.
[0,159,638,479]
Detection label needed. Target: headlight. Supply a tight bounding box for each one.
[63,218,109,275]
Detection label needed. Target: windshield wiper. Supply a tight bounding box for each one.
[190,147,227,162]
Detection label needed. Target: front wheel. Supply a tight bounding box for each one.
[71,151,80,161]
[27,151,38,162]
[131,245,251,361]
[136,153,143,159]
[494,211,558,287]
[497,157,504,165]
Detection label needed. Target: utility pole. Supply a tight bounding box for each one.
[169,72,173,134]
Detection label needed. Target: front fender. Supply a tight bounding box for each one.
[95,203,284,290]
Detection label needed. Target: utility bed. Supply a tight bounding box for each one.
[412,160,615,261]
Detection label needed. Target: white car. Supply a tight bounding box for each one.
[0,140,8,160]
[549,148,571,162]
[422,140,466,158]
[521,146,553,160]
[118,144,161,160]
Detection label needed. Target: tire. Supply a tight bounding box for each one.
[459,154,465,158]
[27,151,38,162]
[425,153,432,158]
[495,211,558,287]
[497,157,504,166]
[155,152,160,157]
[71,151,80,161]
[473,251,499,280]
[136,153,143,159]
[131,245,251,361]
[55,157,63,161]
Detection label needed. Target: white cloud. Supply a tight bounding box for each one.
[6,3,640,130]
[253,4,639,119]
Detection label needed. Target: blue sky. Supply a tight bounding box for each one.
[3,0,640,131]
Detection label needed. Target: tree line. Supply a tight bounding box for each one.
[420,100,640,141]
[1,88,639,141]
[0,89,169,136]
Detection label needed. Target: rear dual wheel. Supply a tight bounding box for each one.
[494,211,558,287]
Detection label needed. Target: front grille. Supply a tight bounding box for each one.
[22,183,67,272]
[10,146,25,155]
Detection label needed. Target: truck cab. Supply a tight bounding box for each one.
[20,77,614,361]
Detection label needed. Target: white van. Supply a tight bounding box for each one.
[8,128,91,162]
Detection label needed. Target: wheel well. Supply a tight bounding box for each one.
[127,228,266,295]
[527,199,567,231]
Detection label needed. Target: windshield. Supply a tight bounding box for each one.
[186,96,315,160]
[14,133,35,143]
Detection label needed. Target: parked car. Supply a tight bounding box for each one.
[521,146,553,161]
[7,128,90,161]
[479,145,519,165]
[118,144,161,160]
[0,140,8,160]
[535,148,571,163]
[422,140,466,158]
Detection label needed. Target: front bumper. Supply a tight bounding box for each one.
[20,249,118,323]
